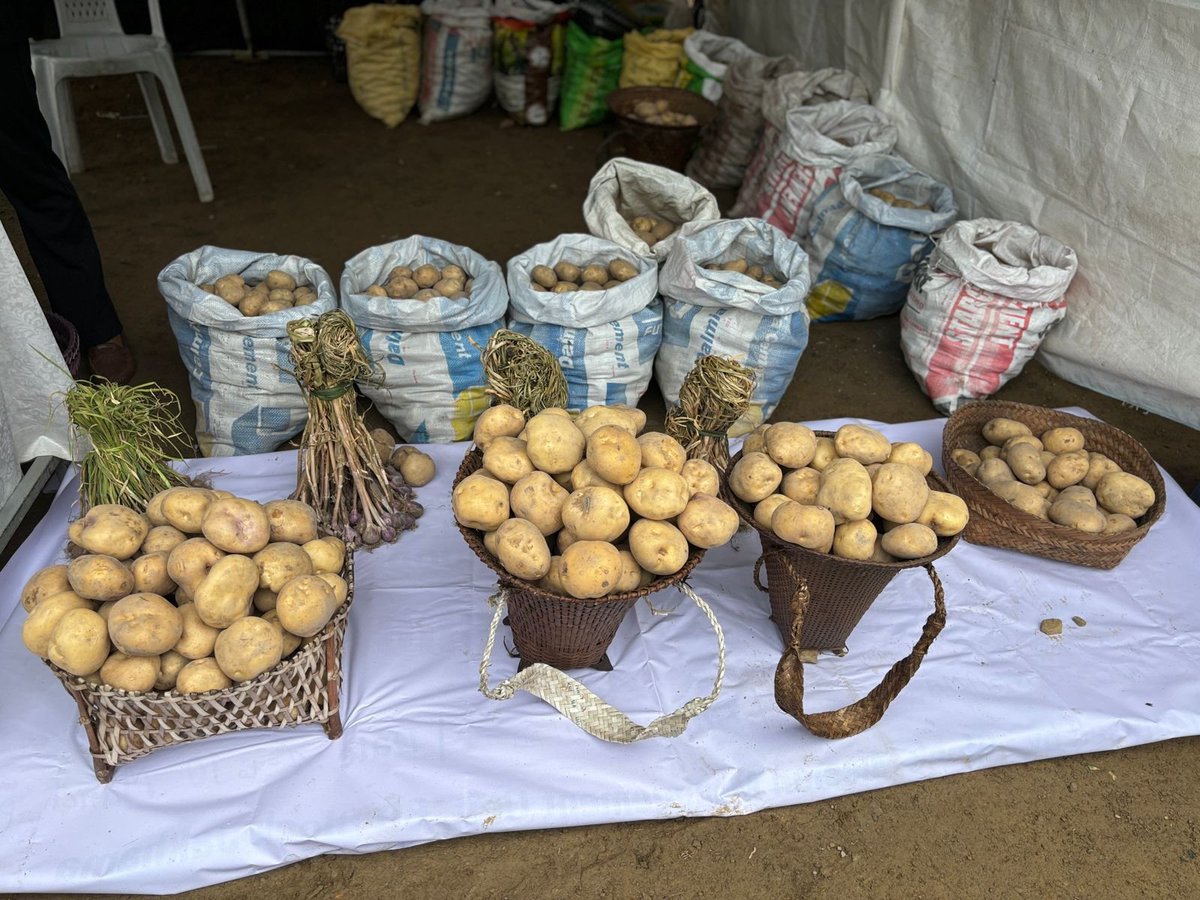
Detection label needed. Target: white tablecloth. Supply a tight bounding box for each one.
[1,414,1197,894]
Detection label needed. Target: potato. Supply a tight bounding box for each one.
[108,593,184,657]
[915,491,969,537]
[676,494,738,549]
[539,555,568,594]
[587,425,642,485]
[1045,450,1090,489]
[293,286,317,306]
[1041,427,1085,455]
[608,258,639,282]
[1095,472,1156,518]
[834,424,891,465]
[1005,443,1046,486]
[174,601,220,659]
[453,471,511,531]
[21,564,71,613]
[201,497,271,554]
[979,445,1002,461]
[400,451,436,487]
[881,523,938,560]
[558,527,583,554]
[302,536,345,575]
[101,652,160,692]
[483,436,535,485]
[951,448,981,477]
[553,261,581,283]
[265,269,296,291]
[385,277,418,299]
[580,281,604,290]
[509,471,568,536]
[531,265,558,288]
[413,264,440,288]
[131,552,177,596]
[1082,453,1122,491]
[1040,450,1057,467]
[637,432,686,473]
[68,554,135,602]
[810,437,838,471]
[624,468,690,520]
[175,657,231,694]
[888,442,934,474]
[23,591,94,656]
[141,525,187,555]
[161,487,214,534]
[525,412,586,474]
[1103,513,1138,535]
[72,504,149,560]
[561,486,630,542]
[614,550,644,593]
[1033,481,1054,498]
[741,425,770,456]
[833,519,878,561]
[870,537,898,563]
[982,417,1032,445]
[816,458,873,522]
[1048,498,1107,533]
[976,458,1016,485]
[719,258,748,274]
[871,463,930,524]
[753,494,791,530]
[262,609,303,658]
[214,616,283,682]
[570,459,619,492]
[628,520,690,577]
[771,501,835,553]
[46,608,110,676]
[193,554,259,629]
[441,264,466,282]
[575,405,640,438]
[254,542,314,593]
[433,277,464,297]
[238,292,266,316]
[551,282,577,293]
[155,650,188,691]
[777,468,817,506]
[266,288,294,306]
[413,288,439,301]
[276,574,338,637]
[560,540,624,598]
[991,481,1050,518]
[1057,485,1097,508]
[317,572,348,606]
[581,264,608,285]
[388,265,415,281]
[493,518,552,581]
[763,422,817,468]
[728,452,783,503]
[264,499,320,545]
[680,459,720,497]
[649,220,675,242]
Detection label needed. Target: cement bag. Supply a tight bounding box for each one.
[507,235,662,410]
[657,219,811,435]
[806,155,958,323]
[559,20,623,131]
[418,1,494,124]
[337,4,422,128]
[900,219,1078,414]
[159,248,337,457]
[492,1,569,126]
[341,237,506,443]
[732,100,898,242]
[583,157,720,261]
[674,31,758,102]
[619,27,692,88]
[684,54,802,190]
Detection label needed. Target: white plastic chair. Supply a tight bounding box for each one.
[30,0,214,202]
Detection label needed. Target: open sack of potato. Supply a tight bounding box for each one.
[727,420,966,739]
[656,218,811,436]
[804,154,958,322]
[341,236,506,443]
[506,234,661,410]
[582,157,720,261]
[159,247,337,456]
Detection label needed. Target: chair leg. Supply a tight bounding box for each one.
[57,79,84,174]
[136,72,178,165]
[153,56,213,202]
[34,66,70,171]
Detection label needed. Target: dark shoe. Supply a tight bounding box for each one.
[87,334,136,385]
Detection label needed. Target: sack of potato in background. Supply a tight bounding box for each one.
[657,219,812,436]
[417,0,495,124]
[492,0,570,126]
[674,31,758,102]
[337,4,422,127]
[732,99,897,243]
[804,154,958,323]
[582,157,719,261]
[159,247,338,457]
[559,18,624,130]
[506,234,662,410]
[900,219,1078,414]
[341,236,507,442]
[619,27,691,89]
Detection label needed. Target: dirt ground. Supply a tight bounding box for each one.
[4,58,1199,900]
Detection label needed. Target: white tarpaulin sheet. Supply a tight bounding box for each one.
[1,414,1198,894]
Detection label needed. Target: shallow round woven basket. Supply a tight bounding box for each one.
[728,441,960,650]
[455,448,704,669]
[47,311,81,377]
[603,87,718,172]
[942,400,1166,569]
[46,554,355,783]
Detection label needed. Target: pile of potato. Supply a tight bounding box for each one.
[455,404,740,598]
[951,417,1157,533]
[627,215,677,248]
[701,258,784,289]
[865,187,932,210]
[364,263,474,302]
[729,422,968,561]
[200,270,318,317]
[529,258,639,294]
[630,99,698,127]
[368,427,437,488]
[20,489,348,695]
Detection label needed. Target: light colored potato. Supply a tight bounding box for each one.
[107,593,183,657]
[47,608,110,676]
[1033,481,1054,498]
[560,540,624,598]
[556,527,580,553]
[1040,450,1057,468]
[525,412,586,474]
[870,537,897,563]
[265,269,296,291]
[1103,513,1138,535]
[613,550,644,593]
[771,501,835,552]
[214,616,283,682]
[413,264,440,288]
[810,437,838,471]
[765,423,817,469]
[201,497,271,554]
[1081,452,1122,491]
[72,504,149,560]
[473,404,526,450]
[991,480,1050,519]
[728,452,783,503]
[174,601,220,659]
[679,459,720,497]
[979,445,1002,461]
[193,554,259,629]
[1095,472,1156,518]
[570,459,620,492]
[676,494,738,549]
[951,448,981,477]
[101,652,160,692]
[453,471,511,531]
[20,564,71,613]
[509,471,569,536]
[881,523,939,560]
[302,536,345,575]
[264,499,320,545]
[561,487,630,542]
[608,258,639,282]
[253,542,315,593]
[624,467,690,520]
[587,425,642,485]
[67,554,134,602]
[816,458,873,523]
[155,650,188,691]
[871,463,930,524]
[575,405,642,439]
[531,265,558,288]
[538,555,567,595]
[553,261,581,283]
[161,487,214,534]
[581,263,608,285]
[753,494,791,530]
[888,442,934,474]
[915,491,969,537]
[1045,450,1090,489]
[175,658,231,694]
[23,591,94,656]
[493,518,552,581]
[1048,498,1107,533]
[142,525,187,555]
[317,572,348,606]
[976,458,1015,485]
[833,519,878,561]
[982,417,1032,445]
[1041,427,1085,455]
[741,425,770,456]
[834,424,892,465]
[146,489,171,526]
[636,432,686,473]
[399,451,436,487]
[1057,485,1097,508]
[262,609,303,658]
[777,468,819,506]
[131,552,177,596]
[275,574,338,637]
[628,520,689,577]
[483,436,535,484]
[1005,443,1046,486]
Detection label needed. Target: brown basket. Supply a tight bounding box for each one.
[454,448,704,669]
[942,401,1166,569]
[46,554,355,783]
[603,87,718,172]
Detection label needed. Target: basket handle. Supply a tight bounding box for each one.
[761,552,947,739]
[478,584,726,743]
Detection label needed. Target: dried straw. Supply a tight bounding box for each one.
[481,329,569,416]
[665,355,755,472]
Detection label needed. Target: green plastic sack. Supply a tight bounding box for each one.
[560,21,623,130]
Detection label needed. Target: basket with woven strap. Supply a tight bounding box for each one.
[46,554,354,783]
[942,401,1166,569]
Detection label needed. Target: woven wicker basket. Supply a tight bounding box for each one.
[46,555,354,783]
[603,87,718,172]
[942,401,1166,569]
[455,448,704,669]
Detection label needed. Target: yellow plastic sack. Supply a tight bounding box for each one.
[337,4,422,128]
[619,27,692,89]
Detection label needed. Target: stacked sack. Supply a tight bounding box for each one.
[674,31,758,102]
[492,0,570,125]
[418,0,495,123]
[559,2,633,130]
[337,4,422,127]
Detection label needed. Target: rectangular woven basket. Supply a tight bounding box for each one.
[46,555,354,783]
[941,401,1166,569]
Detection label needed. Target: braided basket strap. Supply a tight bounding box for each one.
[479,584,726,743]
[769,553,947,739]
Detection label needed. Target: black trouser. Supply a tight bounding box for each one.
[0,36,122,348]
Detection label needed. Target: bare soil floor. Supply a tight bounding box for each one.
[3,59,1198,900]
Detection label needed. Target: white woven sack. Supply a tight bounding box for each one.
[506,234,662,410]
[418,1,494,124]
[657,219,812,434]
[341,236,507,442]
[676,30,758,102]
[159,247,337,457]
[582,157,720,262]
[900,218,1078,414]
